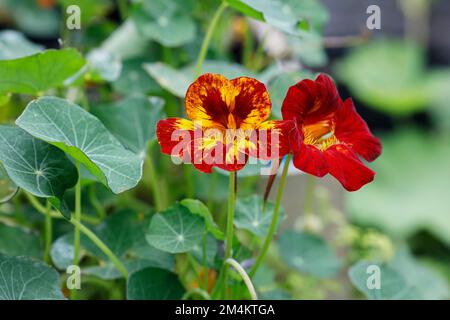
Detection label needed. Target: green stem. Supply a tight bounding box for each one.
[43,201,52,264]
[25,193,129,278]
[182,288,211,300]
[222,171,236,298]
[71,163,82,300]
[70,218,128,278]
[117,0,128,21]
[194,1,228,78]
[249,154,291,278]
[73,163,82,267]
[226,258,258,300]
[146,142,165,211]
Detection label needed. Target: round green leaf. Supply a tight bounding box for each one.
[234,194,285,237]
[131,0,196,47]
[0,254,64,300]
[0,126,78,217]
[92,96,166,158]
[127,267,184,300]
[181,198,224,240]
[278,230,341,278]
[0,48,85,95]
[146,203,205,254]
[16,97,143,194]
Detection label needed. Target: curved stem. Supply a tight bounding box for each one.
[225,258,258,300]
[182,288,211,300]
[69,218,129,278]
[194,1,228,78]
[25,193,129,278]
[249,154,291,278]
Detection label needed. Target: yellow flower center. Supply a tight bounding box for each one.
[303,119,338,151]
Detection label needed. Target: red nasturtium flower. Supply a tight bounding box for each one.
[282,74,382,191]
[157,73,290,173]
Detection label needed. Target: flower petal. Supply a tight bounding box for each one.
[334,99,382,162]
[230,77,271,130]
[281,74,340,123]
[156,118,194,158]
[250,120,294,160]
[185,74,271,130]
[324,144,375,191]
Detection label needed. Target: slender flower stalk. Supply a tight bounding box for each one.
[250,154,292,278]
[43,201,52,264]
[194,1,228,77]
[222,171,237,298]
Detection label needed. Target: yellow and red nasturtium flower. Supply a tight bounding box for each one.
[156,73,291,173]
[282,74,382,191]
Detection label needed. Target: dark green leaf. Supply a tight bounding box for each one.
[16,97,143,194]
[0,223,42,258]
[0,163,18,203]
[127,267,184,300]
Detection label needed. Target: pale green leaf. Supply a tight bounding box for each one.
[16,97,143,194]
[0,254,64,300]
[0,126,78,217]
[278,230,341,278]
[234,194,285,237]
[146,203,205,254]
[92,96,166,158]
[349,261,420,300]
[0,49,85,95]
